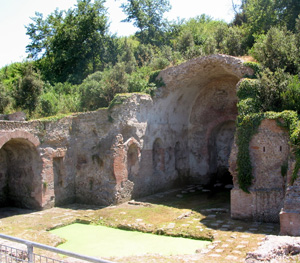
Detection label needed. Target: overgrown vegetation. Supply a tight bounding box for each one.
[236,71,300,191]
[2,0,298,119]
[1,0,300,190]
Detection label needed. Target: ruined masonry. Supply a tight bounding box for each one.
[0,55,298,235]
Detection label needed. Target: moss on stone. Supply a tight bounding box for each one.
[36,113,76,122]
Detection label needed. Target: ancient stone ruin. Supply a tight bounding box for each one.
[0,54,298,236]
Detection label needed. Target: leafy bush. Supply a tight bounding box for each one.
[256,68,293,112]
[39,92,59,117]
[134,44,155,67]
[14,65,44,115]
[251,27,299,74]
[222,26,247,56]
[177,30,194,53]
[79,71,108,111]
[237,98,260,115]
[79,63,130,111]
[237,78,260,100]
[243,61,262,78]
[0,83,10,113]
[281,76,300,114]
[128,67,150,92]
[149,57,170,70]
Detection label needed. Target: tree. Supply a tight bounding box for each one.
[276,0,300,32]
[234,0,300,34]
[79,63,129,111]
[251,27,299,74]
[296,15,300,48]
[121,0,171,45]
[26,0,110,84]
[222,26,247,56]
[243,0,278,35]
[14,64,44,115]
[0,83,10,113]
[118,38,137,74]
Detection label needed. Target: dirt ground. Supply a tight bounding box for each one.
[0,185,289,263]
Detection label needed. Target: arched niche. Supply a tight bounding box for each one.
[127,143,140,181]
[153,138,165,173]
[0,138,42,209]
[208,120,235,185]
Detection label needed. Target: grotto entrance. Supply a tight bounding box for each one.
[0,138,42,209]
[208,120,235,189]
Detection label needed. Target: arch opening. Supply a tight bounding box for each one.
[53,156,66,206]
[0,139,42,209]
[127,144,139,181]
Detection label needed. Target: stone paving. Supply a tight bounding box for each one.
[0,184,281,262]
[147,184,280,262]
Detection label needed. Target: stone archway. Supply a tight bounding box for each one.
[0,132,42,209]
[127,144,139,181]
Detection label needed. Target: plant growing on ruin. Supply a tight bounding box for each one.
[236,63,300,190]
[236,113,263,192]
[243,61,261,78]
[236,106,300,191]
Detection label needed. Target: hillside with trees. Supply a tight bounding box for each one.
[0,0,300,120]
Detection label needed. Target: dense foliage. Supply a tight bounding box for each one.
[236,64,300,191]
[121,0,171,45]
[26,0,110,84]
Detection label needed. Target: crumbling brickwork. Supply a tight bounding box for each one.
[0,55,252,211]
[230,119,291,223]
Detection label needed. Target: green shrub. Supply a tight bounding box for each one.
[222,26,247,56]
[128,70,149,93]
[237,78,260,99]
[243,61,262,78]
[236,111,300,191]
[237,98,260,115]
[251,27,299,74]
[0,83,10,113]
[150,57,170,70]
[14,67,44,115]
[281,76,300,114]
[79,77,108,111]
[39,92,59,117]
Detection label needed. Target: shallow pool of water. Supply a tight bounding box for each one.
[50,223,210,257]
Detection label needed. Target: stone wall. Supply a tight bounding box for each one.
[0,54,291,235]
[280,163,300,236]
[230,119,291,223]
[0,54,253,210]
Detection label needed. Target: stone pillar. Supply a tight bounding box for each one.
[231,188,253,220]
